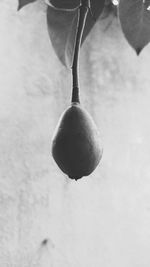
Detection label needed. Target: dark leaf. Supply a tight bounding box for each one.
[48,0,80,9]
[119,0,150,54]
[18,0,37,10]
[46,1,105,67]
[47,6,79,67]
[48,0,105,42]
[82,0,105,42]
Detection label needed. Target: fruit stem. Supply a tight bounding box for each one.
[71,0,90,103]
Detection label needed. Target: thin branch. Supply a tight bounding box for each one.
[71,0,90,103]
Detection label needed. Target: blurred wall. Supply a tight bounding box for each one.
[1,0,150,266]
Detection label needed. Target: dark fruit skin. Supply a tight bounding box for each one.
[52,103,103,180]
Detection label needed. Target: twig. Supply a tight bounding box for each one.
[71,0,90,103]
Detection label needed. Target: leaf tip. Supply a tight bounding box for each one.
[17,1,24,11]
[136,47,142,56]
[17,4,21,11]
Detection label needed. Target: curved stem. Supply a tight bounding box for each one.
[71,0,90,103]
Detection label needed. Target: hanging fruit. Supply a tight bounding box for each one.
[52,103,102,180]
[52,0,103,180]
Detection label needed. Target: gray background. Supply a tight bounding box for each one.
[0,0,150,266]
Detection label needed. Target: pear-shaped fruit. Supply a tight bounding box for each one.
[52,103,103,180]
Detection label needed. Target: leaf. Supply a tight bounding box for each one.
[82,0,105,43]
[48,0,80,10]
[48,0,105,42]
[18,0,37,10]
[47,6,79,67]
[46,1,105,67]
[119,0,150,54]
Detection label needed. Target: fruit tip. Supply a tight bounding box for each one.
[68,175,82,181]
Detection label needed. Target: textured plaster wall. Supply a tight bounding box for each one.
[1,0,150,266]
